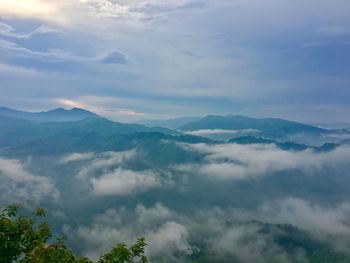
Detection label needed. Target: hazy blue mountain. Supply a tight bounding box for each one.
[137,116,202,129]
[230,136,337,152]
[0,107,100,122]
[310,122,350,129]
[178,115,327,137]
[0,115,180,149]
[4,131,211,157]
[1,112,349,263]
[340,138,350,145]
[0,115,36,133]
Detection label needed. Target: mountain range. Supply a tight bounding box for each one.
[1,107,349,152]
[178,114,327,135]
[1,107,350,263]
[137,116,201,129]
[0,107,99,122]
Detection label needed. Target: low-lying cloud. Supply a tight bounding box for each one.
[179,143,350,180]
[70,150,172,196]
[258,198,350,253]
[61,152,95,163]
[76,150,136,178]
[184,129,259,136]
[91,168,162,196]
[70,203,193,261]
[67,197,350,263]
[0,157,59,204]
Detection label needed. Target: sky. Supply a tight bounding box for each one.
[0,0,349,123]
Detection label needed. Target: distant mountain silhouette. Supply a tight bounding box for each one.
[0,107,100,122]
[230,136,337,152]
[0,115,180,152]
[178,115,327,137]
[137,116,201,129]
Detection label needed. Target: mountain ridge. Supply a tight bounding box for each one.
[178,115,328,136]
[0,106,100,122]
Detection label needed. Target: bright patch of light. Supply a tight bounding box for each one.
[0,0,57,17]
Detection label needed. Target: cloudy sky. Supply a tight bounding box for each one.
[0,0,349,123]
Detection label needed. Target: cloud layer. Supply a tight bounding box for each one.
[68,197,350,262]
[71,203,193,261]
[179,143,350,180]
[0,157,59,204]
[91,168,162,196]
[63,150,172,196]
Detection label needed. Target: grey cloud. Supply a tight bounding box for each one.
[317,26,348,37]
[0,22,60,39]
[178,1,207,10]
[0,39,128,67]
[130,0,206,14]
[0,62,44,77]
[0,39,87,62]
[1,0,350,121]
[101,51,127,64]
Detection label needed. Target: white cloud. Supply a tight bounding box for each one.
[0,157,59,204]
[0,39,89,62]
[71,150,171,196]
[71,203,193,261]
[146,221,193,259]
[178,143,350,180]
[77,150,136,178]
[79,0,135,19]
[135,202,174,226]
[0,0,198,25]
[73,200,343,262]
[205,223,292,263]
[184,129,259,136]
[187,198,350,256]
[259,198,350,252]
[0,21,61,39]
[57,98,145,119]
[61,152,95,163]
[91,168,161,196]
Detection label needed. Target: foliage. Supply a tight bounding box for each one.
[98,238,148,263]
[0,204,148,263]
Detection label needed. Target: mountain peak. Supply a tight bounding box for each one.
[0,106,100,122]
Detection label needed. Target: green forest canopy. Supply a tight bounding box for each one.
[0,204,148,263]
